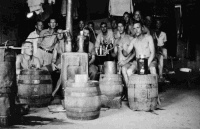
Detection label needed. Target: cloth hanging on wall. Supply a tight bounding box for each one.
[27,0,44,14]
[109,0,134,16]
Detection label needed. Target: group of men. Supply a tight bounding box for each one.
[16,11,167,98]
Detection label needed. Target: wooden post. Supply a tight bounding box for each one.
[66,0,73,37]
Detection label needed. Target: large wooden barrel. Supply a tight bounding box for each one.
[128,74,158,111]
[17,69,52,107]
[0,48,16,127]
[99,74,123,108]
[65,81,101,120]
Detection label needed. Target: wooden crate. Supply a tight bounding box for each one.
[61,53,88,87]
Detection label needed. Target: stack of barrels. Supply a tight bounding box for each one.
[62,53,100,120]
[64,74,101,120]
[0,48,16,127]
[99,61,123,109]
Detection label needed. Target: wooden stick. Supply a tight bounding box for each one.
[0,46,28,49]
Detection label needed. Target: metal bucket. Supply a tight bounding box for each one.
[103,61,117,74]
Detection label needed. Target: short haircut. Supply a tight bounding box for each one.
[79,20,85,24]
[133,20,144,27]
[35,20,43,25]
[123,12,130,17]
[100,22,107,27]
[117,20,126,27]
[48,16,57,23]
[88,21,94,26]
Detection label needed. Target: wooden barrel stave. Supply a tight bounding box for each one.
[65,81,101,120]
[0,49,16,127]
[99,74,123,108]
[128,75,158,111]
[17,70,52,107]
[66,110,100,120]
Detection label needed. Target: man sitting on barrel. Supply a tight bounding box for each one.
[123,20,157,77]
[16,41,41,75]
[113,20,135,86]
[112,20,135,100]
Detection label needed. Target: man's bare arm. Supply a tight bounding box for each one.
[111,39,119,57]
[124,50,135,64]
[16,55,22,75]
[37,30,45,47]
[123,39,135,57]
[52,47,58,64]
[148,35,155,66]
[89,55,95,65]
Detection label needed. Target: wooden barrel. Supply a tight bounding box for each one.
[17,69,52,107]
[65,81,101,120]
[0,48,16,127]
[99,74,123,108]
[128,74,158,111]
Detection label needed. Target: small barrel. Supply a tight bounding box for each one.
[65,81,101,120]
[99,74,123,108]
[128,74,158,111]
[103,61,117,74]
[17,69,52,107]
[0,48,16,127]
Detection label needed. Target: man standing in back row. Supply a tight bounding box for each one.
[26,20,44,56]
[36,17,58,69]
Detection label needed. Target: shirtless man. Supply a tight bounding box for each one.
[113,20,135,86]
[16,41,41,75]
[124,21,157,77]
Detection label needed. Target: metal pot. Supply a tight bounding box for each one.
[104,61,117,74]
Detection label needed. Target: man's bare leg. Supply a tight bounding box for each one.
[122,63,131,87]
[158,55,164,78]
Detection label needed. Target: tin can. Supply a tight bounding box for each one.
[137,55,148,74]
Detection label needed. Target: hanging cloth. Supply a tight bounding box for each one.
[27,0,44,13]
[109,0,134,16]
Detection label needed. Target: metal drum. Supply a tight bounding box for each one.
[103,61,117,74]
[137,55,148,74]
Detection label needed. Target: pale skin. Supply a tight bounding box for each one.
[125,22,156,75]
[52,29,72,97]
[16,43,40,75]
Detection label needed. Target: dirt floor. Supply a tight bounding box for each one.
[5,80,200,129]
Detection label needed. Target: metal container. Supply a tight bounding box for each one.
[137,55,148,75]
[103,61,117,74]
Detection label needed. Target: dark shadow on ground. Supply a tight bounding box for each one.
[3,115,73,129]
